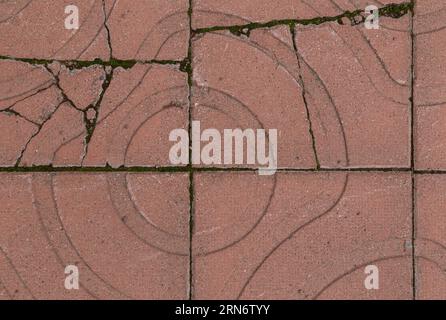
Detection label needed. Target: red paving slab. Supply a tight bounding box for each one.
[2,0,446,301]
[295,18,411,168]
[192,27,316,169]
[414,0,446,170]
[0,173,189,300]
[192,172,412,299]
[83,63,189,168]
[415,175,446,300]
[192,0,407,29]
[105,0,189,61]
[0,0,189,61]
[192,17,411,169]
[0,61,188,167]
[0,0,110,60]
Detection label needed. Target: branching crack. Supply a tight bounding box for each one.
[81,66,114,164]
[14,101,65,167]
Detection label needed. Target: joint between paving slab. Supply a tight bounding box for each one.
[192,2,413,37]
[0,166,418,173]
[0,55,185,70]
[409,0,416,300]
[187,0,195,301]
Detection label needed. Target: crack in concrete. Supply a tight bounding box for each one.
[81,66,114,164]
[0,55,183,70]
[193,2,413,37]
[102,0,113,60]
[0,2,412,71]
[14,100,65,167]
[0,108,39,127]
[290,23,320,169]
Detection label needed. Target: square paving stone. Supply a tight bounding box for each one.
[415,174,446,300]
[295,18,411,168]
[192,172,412,300]
[414,1,446,170]
[0,60,189,168]
[0,173,190,300]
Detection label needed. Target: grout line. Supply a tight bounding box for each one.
[4,166,446,174]
[192,2,413,36]
[187,0,194,301]
[0,55,183,70]
[0,166,423,173]
[410,0,417,301]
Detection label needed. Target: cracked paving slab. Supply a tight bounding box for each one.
[3,0,445,302]
[0,0,110,60]
[295,16,411,168]
[104,0,190,61]
[0,59,189,168]
[192,27,317,169]
[0,0,190,61]
[191,14,411,169]
[192,0,408,29]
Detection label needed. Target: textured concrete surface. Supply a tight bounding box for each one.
[0,0,444,300]
[192,172,412,299]
[0,173,190,299]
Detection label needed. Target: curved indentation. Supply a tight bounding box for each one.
[313,254,408,299]
[196,24,348,167]
[51,74,186,165]
[50,0,99,59]
[106,174,189,256]
[414,8,446,36]
[51,27,187,156]
[0,79,53,103]
[134,10,188,58]
[195,174,277,256]
[0,0,33,24]
[417,256,446,276]
[416,238,446,273]
[30,174,98,299]
[0,280,12,300]
[357,28,410,88]
[40,174,130,299]
[211,31,302,86]
[199,86,267,129]
[237,173,349,299]
[124,172,184,237]
[107,86,187,166]
[416,25,446,36]
[122,104,185,166]
[327,27,409,105]
[0,245,35,299]
[0,63,47,85]
[322,16,409,92]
